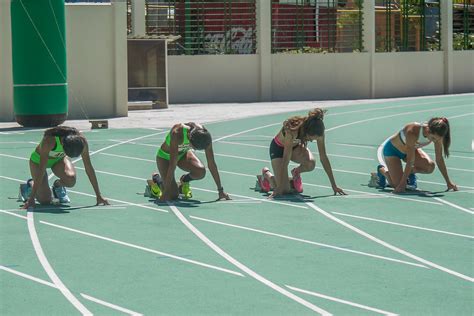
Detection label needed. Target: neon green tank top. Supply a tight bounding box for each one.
[44,136,66,159]
[165,126,190,154]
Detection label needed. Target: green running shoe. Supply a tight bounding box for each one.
[180,182,193,199]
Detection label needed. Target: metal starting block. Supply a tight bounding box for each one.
[90,120,109,129]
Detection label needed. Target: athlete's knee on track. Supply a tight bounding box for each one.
[61,172,77,187]
[193,166,206,180]
[305,159,316,171]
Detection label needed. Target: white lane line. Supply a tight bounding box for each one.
[39,220,243,277]
[192,186,308,209]
[331,212,474,239]
[0,207,241,277]
[194,151,474,191]
[448,112,474,119]
[305,202,474,283]
[100,152,154,162]
[433,198,474,215]
[1,265,56,288]
[66,152,441,208]
[4,130,167,314]
[448,167,474,173]
[214,123,283,142]
[214,168,443,206]
[27,211,92,315]
[0,173,168,214]
[73,155,309,210]
[326,103,472,132]
[214,97,473,144]
[190,215,427,269]
[332,143,375,150]
[218,140,268,148]
[80,294,143,316]
[0,265,143,316]
[286,285,398,316]
[0,209,27,219]
[217,141,374,161]
[108,139,156,148]
[169,204,332,316]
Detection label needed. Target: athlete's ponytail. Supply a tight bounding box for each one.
[44,126,84,158]
[428,117,450,158]
[302,108,327,139]
[44,126,79,138]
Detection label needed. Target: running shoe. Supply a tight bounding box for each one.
[258,167,271,192]
[19,179,33,202]
[291,168,303,193]
[52,183,71,204]
[150,183,162,199]
[376,164,386,189]
[180,181,193,199]
[407,173,417,190]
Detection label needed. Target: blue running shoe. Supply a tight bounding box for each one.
[52,183,71,204]
[376,164,387,188]
[19,179,33,202]
[407,173,417,190]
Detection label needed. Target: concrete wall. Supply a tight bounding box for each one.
[374,52,445,98]
[168,55,260,103]
[0,1,14,122]
[271,53,371,101]
[452,51,474,94]
[0,2,127,122]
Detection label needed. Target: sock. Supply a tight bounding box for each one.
[181,173,193,183]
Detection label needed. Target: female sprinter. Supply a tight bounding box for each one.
[372,117,458,193]
[155,122,230,201]
[23,126,109,208]
[259,108,346,197]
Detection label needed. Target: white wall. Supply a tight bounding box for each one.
[66,3,127,118]
[0,1,14,122]
[0,2,127,122]
[271,53,371,101]
[452,51,474,94]
[168,55,260,103]
[374,52,445,98]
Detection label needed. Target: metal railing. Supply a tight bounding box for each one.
[376,0,441,52]
[271,0,364,53]
[145,0,257,55]
[453,0,474,50]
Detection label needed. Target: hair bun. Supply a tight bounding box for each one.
[308,108,327,120]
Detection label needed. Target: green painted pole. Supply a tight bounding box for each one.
[11,0,68,127]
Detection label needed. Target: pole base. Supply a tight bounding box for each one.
[15,113,67,127]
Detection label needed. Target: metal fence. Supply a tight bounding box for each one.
[271,1,364,53]
[453,0,474,50]
[145,0,257,55]
[375,0,441,52]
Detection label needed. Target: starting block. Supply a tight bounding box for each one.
[90,120,109,129]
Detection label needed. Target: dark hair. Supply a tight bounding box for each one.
[283,108,326,146]
[428,117,450,158]
[189,126,212,150]
[301,108,326,138]
[44,126,84,158]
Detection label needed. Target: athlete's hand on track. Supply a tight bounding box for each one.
[22,198,35,209]
[96,196,110,206]
[393,185,406,194]
[332,186,347,195]
[217,191,231,201]
[446,182,458,191]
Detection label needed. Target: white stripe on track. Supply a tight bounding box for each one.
[286,285,398,316]
[169,204,332,315]
[305,202,474,283]
[190,215,427,268]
